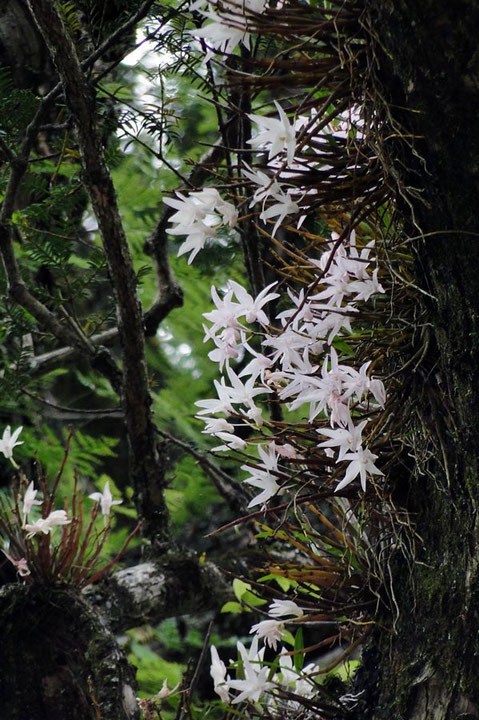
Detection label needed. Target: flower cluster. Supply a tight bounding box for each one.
[164,188,238,264]
[0,432,130,586]
[194,229,386,711]
[190,0,269,60]
[197,228,385,502]
[176,3,390,712]
[210,598,323,708]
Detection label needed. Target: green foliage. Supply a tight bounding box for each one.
[0,87,39,144]
[165,454,221,532]
[29,427,118,481]
[129,637,185,697]
[58,1,83,35]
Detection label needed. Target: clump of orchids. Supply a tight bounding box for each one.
[0,432,138,587]
[194,225,385,708]
[160,0,390,711]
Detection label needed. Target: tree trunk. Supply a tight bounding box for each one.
[359,2,479,718]
[0,584,138,720]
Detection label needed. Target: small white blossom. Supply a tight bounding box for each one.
[228,640,274,704]
[173,222,217,264]
[260,191,301,237]
[195,377,236,417]
[191,10,252,60]
[229,280,279,325]
[342,361,386,406]
[250,619,284,650]
[22,481,42,527]
[212,432,248,453]
[242,163,283,208]
[201,417,235,435]
[249,101,297,165]
[89,481,122,516]
[348,268,385,301]
[317,419,367,461]
[268,598,304,619]
[0,426,23,468]
[210,645,230,703]
[336,447,384,493]
[243,472,281,508]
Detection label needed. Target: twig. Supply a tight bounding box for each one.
[156,428,249,514]
[21,389,123,418]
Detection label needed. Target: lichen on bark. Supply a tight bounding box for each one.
[0,583,139,720]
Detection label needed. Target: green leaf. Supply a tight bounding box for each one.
[274,575,295,591]
[330,659,360,682]
[242,590,268,607]
[221,601,244,614]
[281,629,295,647]
[233,578,251,602]
[293,628,304,674]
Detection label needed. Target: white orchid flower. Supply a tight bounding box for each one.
[89,481,122,516]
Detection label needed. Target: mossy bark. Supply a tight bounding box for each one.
[0,583,139,720]
[359,2,479,718]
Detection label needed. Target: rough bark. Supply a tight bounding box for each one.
[0,583,139,720]
[0,0,54,91]
[358,3,479,718]
[85,557,232,633]
[0,553,232,719]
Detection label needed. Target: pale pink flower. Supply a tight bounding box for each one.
[272,443,304,460]
[2,550,30,577]
[25,510,71,538]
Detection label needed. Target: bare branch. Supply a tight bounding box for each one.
[29,329,119,377]
[157,428,250,515]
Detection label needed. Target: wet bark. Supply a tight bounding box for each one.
[359,2,479,718]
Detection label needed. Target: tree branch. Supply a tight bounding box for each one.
[27,0,169,545]
[157,428,250,516]
[85,557,232,633]
[0,220,124,392]
[28,329,119,377]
